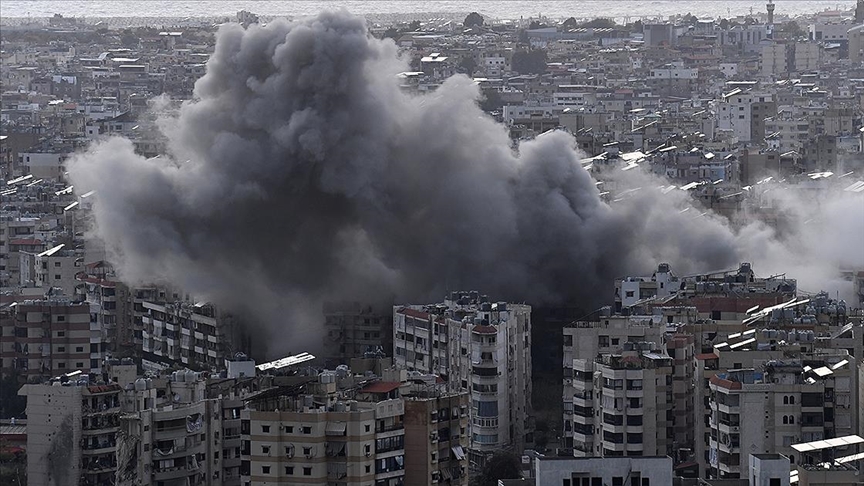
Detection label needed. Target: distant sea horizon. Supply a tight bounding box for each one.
[0,0,858,23]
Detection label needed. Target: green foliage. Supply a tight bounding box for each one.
[562,17,579,30]
[779,20,806,38]
[580,17,617,29]
[464,12,484,27]
[459,56,478,76]
[473,451,522,486]
[479,88,503,112]
[511,50,548,74]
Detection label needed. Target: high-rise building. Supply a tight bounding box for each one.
[706,350,859,479]
[403,384,470,486]
[1,298,94,381]
[141,300,243,371]
[393,291,532,461]
[323,301,392,365]
[569,344,675,459]
[116,369,222,486]
[19,376,123,486]
[239,371,407,486]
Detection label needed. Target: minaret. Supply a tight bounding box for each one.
[766,0,775,25]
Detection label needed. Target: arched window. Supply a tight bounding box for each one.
[783,416,789,424]
[783,396,789,405]
[790,396,795,405]
[789,415,795,424]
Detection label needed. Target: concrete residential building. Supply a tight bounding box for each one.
[323,301,392,366]
[403,385,470,486]
[19,378,122,486]
[393,291,532,461]
[116,369,221,486]
[533,455,673,486]
[707,350,859,480]
[569,345,675,459]
[141,300,239,371]
[239,371,406,486]
[0,298,92,382]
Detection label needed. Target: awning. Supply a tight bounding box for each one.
[325,422,347,436]
[451,445,466,460]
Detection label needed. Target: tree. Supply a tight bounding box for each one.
[580,17,617,29]
[459,56,477,76]
[779,20,806,39]
[562,17,579,30]
[479,88,503,112]
[719,18,731,30]
[529,20,548,29]
[473,451,521,486]
[407,20,421,31]
[464,12,484,27]
[511,49,548,74]
[120,30,139,48]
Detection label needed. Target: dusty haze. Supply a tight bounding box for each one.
[67,11,864,357]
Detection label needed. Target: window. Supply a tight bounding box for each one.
[365,424,371,432]
[54,274,62,280]
[57,331,65,337]
[613,478,624,486]
[285,466,293,475]
[770,480,781,486]
[285,425,293,433]
[57,316,65,322]
[76,362,84,368]
[303,447,312,456]
[302,426,311,434]
[262,425,270,433]
[58,362,66,369]
[76,346,84,352]
[54,261,61,267]
[303,467,312,476]
[262,465,270,474]
[58,346,65,352]
[261,446,270,454]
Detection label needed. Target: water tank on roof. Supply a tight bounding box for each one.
[496,302,507,311]
[480,303,492,311]
[335,402,346,412]
[134,378,146,391]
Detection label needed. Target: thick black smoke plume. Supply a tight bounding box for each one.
[68,11,863,355]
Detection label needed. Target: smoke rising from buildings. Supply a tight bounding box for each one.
[67,11,864,355]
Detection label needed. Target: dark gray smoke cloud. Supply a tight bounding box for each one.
[67,11,863,356]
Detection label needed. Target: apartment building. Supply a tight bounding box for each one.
[141,300,238,371]
[561,303,702,467]
[707,350,859,480]
[533,455,673,486]
[322,301,392,365]
[403,385,470,486]
[717,89,775,143]
[569,345,675,459]
[116,369,222,486]
[239,372,406,486]
[0,298,93,381]
[393,291,532,460]
[19,376,123,486]
[17,243,81,296]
